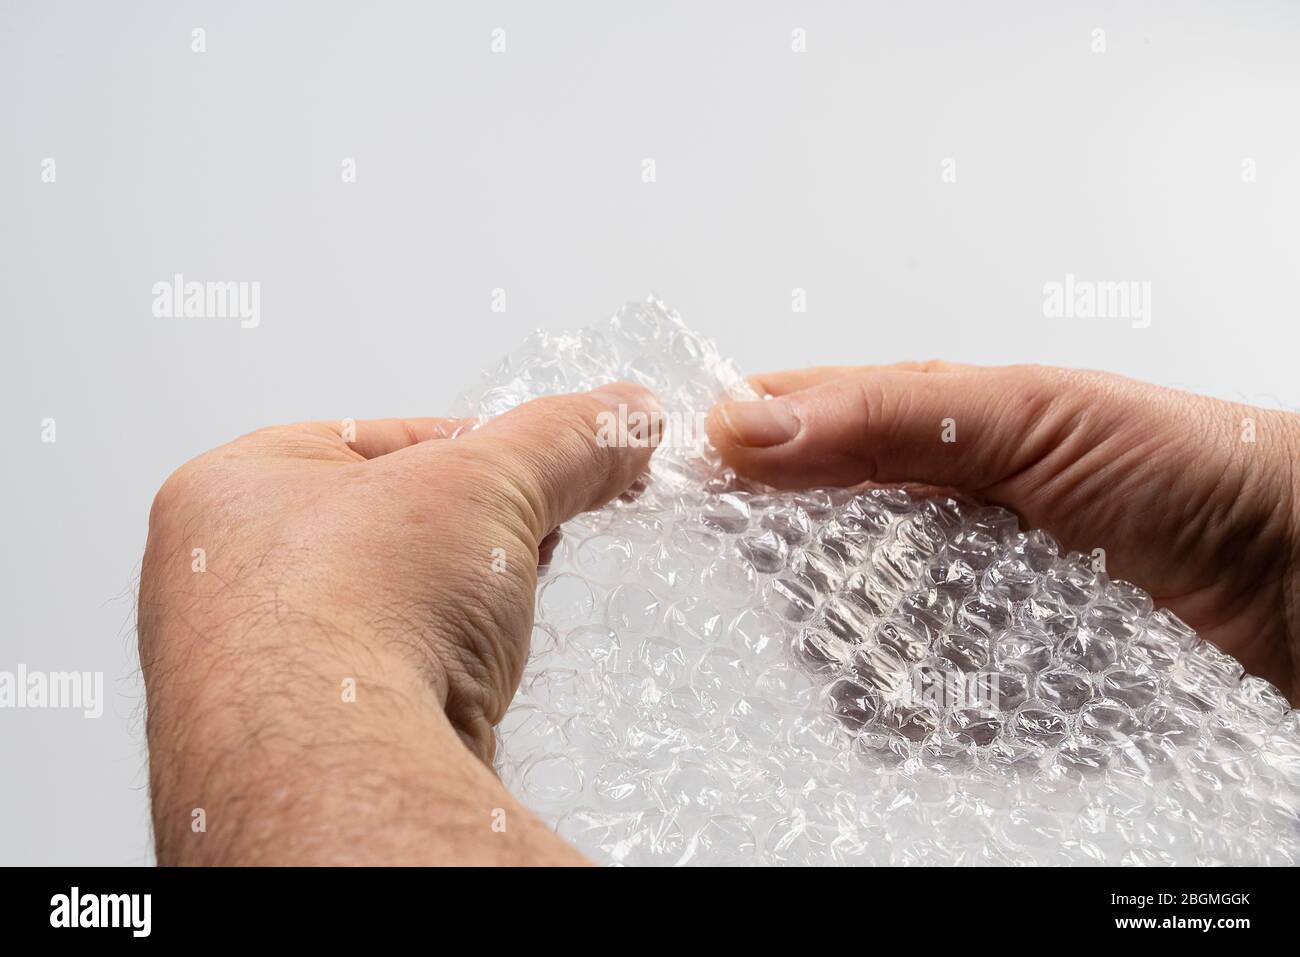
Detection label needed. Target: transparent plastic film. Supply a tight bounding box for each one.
[457,296,1300,866]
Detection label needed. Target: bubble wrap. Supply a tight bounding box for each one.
[456,296,1300,866]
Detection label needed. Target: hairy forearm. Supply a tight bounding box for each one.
[138,602,586,866]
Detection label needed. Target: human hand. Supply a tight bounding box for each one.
[137,383,659,865]
[707,362,1300,702]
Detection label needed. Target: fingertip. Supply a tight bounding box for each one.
[588,383,666,459]
[706,403,736,453]
[707,400,805,487]
[588,381,662,418]
[708,398,801,450]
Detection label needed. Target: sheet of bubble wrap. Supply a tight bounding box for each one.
[454,296,1300,866]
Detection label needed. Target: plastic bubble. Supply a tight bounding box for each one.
[467,296,1299,865]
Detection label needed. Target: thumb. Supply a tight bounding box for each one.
[707,365,1077,492]
[461,382,662,541]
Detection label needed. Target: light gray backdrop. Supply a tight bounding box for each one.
[3,1,1298,865]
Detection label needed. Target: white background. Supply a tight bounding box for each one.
[2,0,1298,864]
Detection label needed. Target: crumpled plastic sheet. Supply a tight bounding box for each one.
[454,295,1300,866]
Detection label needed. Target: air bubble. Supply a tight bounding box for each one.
[474,297,1298,865]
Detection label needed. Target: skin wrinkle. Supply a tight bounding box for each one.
[370,609,454,706]
[854,375,889,482]
[1278,415,1300,680]
[986,387,1292,688]
[494,438,581,539]
[878,374,920,478]
[567,398,642,499]
[444,587,523,730]
[466,461,547,541]
[1218,423,1298,685]
[1154,408,1288,605]
[982,374,1091,502]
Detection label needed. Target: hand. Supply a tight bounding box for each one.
[137,383,659,865]
[707,362,1300,702]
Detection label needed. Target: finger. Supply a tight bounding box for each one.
[460,383,662,541]
[709,366,1074,491]
[749,360,976,397]
[325,417,472,459]
[749,367,860,397]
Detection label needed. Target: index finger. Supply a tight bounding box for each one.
[749,361,977,397]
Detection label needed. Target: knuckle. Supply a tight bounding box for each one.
[1024,369,1074,423]
[1001,365,1083,416]
[238,424,297,447]
[849,374,886,424]
[239,423,330,457]
[148,460,204,531]
[1011,363,1100,397]
[916,358,956,374]
[848,376,887,480]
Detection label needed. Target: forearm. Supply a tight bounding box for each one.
[139,605,585,866]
